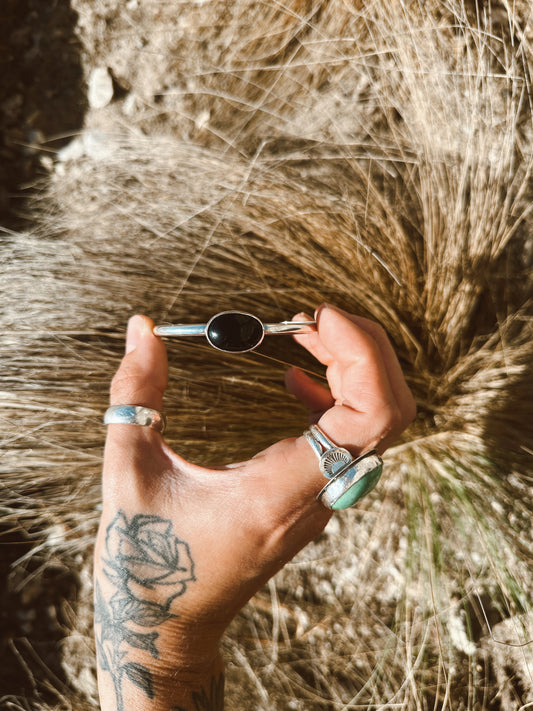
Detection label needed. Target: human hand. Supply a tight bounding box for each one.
[94,304,415,710]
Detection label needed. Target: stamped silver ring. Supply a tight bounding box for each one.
[304,425,352,478]
[304,424,383,510]
[154,311,316,353]
[104,405,166,434]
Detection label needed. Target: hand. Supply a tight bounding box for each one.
[94,304,415,711]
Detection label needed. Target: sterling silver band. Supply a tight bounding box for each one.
[304,424,352,478]
[104,405,166,434]
[153,320,316,337]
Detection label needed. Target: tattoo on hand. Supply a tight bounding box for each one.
[95,511,195,711]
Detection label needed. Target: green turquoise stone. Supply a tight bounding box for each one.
[331,464,383,510]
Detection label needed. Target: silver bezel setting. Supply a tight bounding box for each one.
[303,424,384,509]
[317,451,383,509]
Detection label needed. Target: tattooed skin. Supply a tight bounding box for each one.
[95,511,196,711]
[172,674,225,711]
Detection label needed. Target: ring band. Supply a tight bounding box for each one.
[154,310,316,353]
[303,425,352,478]
[104,405,166,434]
[304,424,383,510]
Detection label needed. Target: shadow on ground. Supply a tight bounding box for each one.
[0,0,87,706]
[0,0,86,228]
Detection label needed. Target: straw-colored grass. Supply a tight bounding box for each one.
[1,0,532,708]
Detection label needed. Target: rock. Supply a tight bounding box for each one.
[88,67,114,109]
[57,137,84,163]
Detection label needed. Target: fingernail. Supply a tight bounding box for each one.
[126,315,145,354]
[314,303,329,320]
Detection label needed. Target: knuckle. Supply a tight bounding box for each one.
[110,369,135,397]
[376,401,403,438]
[389,403,404,431]
[110,364,144,403]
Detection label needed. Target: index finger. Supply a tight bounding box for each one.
[322,305,416,424]
[294,304,416,425]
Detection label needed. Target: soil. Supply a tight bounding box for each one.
[0,0,86,228]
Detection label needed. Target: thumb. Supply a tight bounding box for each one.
[110,314,168,410]
[103,315,169,485]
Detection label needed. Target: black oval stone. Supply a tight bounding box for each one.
[206,312,264,352]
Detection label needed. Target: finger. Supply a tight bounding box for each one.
[312,305,402,451]
[110,315,168,410]
[317,305,396,407]
[291,304,401,450]
[291,311,333,365]
[285,367,334,420]
[325,306,416,425]
[254,308,401,503]
[104,316,169,486]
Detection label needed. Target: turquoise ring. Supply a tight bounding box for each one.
[304,425,383,510]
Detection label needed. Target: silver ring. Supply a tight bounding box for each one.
[317,451,383,510]
[303,424,352,478]
[104,405,166,434]
[154,310,316,353]
[303,424,383,510]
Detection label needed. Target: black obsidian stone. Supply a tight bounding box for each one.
[206,312,264,352]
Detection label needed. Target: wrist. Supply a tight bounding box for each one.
[94,507,229,709]
[94,555,226,711]
[96,634,225,711]
[137,651,225,711]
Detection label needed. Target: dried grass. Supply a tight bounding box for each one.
[1,0,532,708]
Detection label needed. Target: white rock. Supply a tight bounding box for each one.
[83,130,116,161]
[56,130,117,164]
[122,92,138,117]
[45,523,67,547]
[88,67,114,109]
[56,137,85,162]
[40,155,54,172]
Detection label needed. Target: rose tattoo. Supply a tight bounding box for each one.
[95,512,195,711]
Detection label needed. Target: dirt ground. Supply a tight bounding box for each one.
[0,0,86,228]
